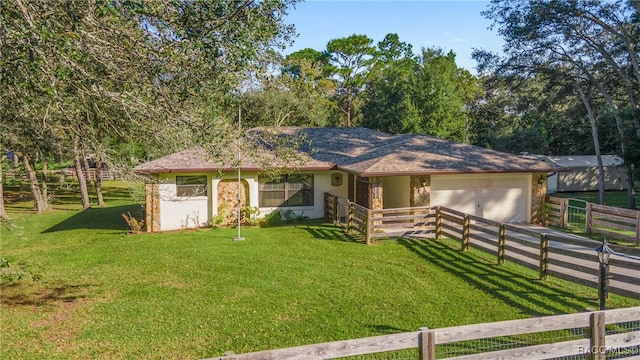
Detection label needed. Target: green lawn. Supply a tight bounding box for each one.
[552,190,640,208]
[2,183,639,359]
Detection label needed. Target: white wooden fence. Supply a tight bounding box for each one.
[206,307,640,360]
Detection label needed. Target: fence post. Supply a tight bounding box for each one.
[589,311,605,360]
[462,214,470,251]
[347,204,354,234]
[435,207,442,240]
[539,233,548,281]
[418,328,436,360]
[586,202,593,235]
[366,209,372,246]
[560,198,568,228]
[498,224,506,265]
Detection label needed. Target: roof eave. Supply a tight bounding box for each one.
[357,168,569,177]
[133,164,336,175]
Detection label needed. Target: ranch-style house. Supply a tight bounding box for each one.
[134,127,565,232]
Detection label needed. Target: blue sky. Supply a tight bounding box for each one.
[283,0,504,73]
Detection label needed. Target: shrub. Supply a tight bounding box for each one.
[241,206,261,226]
[262,210,308,226]
[210,205,230,229]
[263,209,283,226]
[122,212,144,233]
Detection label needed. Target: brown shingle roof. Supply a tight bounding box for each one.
[134,127,565,175]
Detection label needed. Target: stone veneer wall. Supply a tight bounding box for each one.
[531,173,547,223]
[217,179,249,224]
[369,176,383,210]
[145,182,160,232]
[410,175,430,207]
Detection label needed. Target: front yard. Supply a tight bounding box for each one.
[2,184,639,359]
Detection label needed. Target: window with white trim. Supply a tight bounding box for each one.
[176,176,207,197]
[259,174,314,207]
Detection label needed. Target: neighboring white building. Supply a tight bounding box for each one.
[135,127,565,232]
[543,155,627,193]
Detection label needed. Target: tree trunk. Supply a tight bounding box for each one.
[41,161,49,210]
[74,135,91,209]
[12,152,19,168]
[575,81,606,204]
[21,154,48,212]
[589,74,636,208]
[83,154,92,189]
[0,164,9,220]
[94,155,105,206]
[576,15,640,138]
[626,167,636,210]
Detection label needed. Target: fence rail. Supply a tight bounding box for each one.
[209,307,640,360]
[324,194,435,245]
[547,196,640,246]
[324,193,639,300]
[546,196,567,227]
[438,206,639,300]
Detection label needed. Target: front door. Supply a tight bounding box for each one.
[355,177,369,208]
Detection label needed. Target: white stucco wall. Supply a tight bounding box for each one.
[155,170,350,228]
[158,173,211,231]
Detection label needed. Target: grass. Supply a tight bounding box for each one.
[552,190,640,209]
[2,183,639,359]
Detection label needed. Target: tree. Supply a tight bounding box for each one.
[361,34,420,134]
[413,49,477,142]
[476,0,640,205]
[326,34,377,126]
[0,156,8,220]
[1,0,297,209]
[241,48,334,128]
[360,33,482,142]
[281,48,331,80]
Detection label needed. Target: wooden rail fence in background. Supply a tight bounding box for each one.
[587,202,640,246]
[546,196,568,227]
[437,206,639,300]
[547,196,640,246]
[210,307,640,360]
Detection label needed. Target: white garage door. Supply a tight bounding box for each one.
[431,174,530,223]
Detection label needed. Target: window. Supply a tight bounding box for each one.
[176,176,207,197]
[259,174,314,207]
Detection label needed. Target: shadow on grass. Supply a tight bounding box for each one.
[42,204,142,233]
[49,187,134,206]
[301,222,364,243]
[1,283,91,306]
[398,238,594,317]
